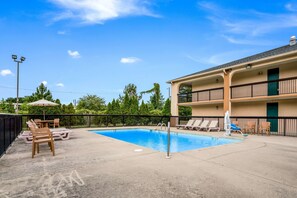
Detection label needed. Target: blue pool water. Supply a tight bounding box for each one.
[90,129,241,152]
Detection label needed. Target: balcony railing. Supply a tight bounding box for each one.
[178,87,224,103]
[231,76,297,99]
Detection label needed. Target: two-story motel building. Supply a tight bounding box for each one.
[168,37,297,134]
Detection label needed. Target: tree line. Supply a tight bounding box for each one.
[0,82,172,116]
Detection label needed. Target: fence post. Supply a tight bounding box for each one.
[88,115,91,127]
[166,122,171,159]
[9,118,12,146]
[284,118,287,136]
[105,115,108,127]
[3,118,6,154]
[67,115,70,128]
[257,118,260,135]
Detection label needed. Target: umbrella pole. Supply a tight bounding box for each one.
[43,110,45,120]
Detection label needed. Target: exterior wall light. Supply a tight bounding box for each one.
[246,64,252,69]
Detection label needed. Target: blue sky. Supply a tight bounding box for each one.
[1,0,297,104]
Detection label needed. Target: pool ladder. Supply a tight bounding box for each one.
[155,122,167,131]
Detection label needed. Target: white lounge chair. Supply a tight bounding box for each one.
[21,121,72,143]
[176,119,195,129]
[189,120,202,130]
[207,120,220,132]
[197,120,210,131]
[20,129,72,143]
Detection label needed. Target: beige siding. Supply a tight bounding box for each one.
[279,100,297,116]
[232,69,267,86]
[192,78,223,92]
[232,102,266,116]
[280,62,297,78]
[192,104,224,116]
[232,62,297,86]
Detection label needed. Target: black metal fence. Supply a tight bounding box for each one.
[21,114,171,129]
[176,116,297,137]
[20,114,297,137]
[0,114,22,157]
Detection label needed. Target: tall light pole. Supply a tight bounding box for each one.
[12,55,25,114]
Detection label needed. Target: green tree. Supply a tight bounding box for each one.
[5,97,16,103]
[107,99,122,126]
[0,98,14,113]
[123,83,138,98]
[77,94,106,112]
[62,103,75,114]
[31,83,53,101]
[139,100,150,125]
[27,84,61,117]
[178,106,192,116]
[130,96,139,115]
[178,85,192,116]
[107,99,121,115]
[139,100,149,115]
[121,94,130,114]
[140,83,164,110]
[61,103,77,126]
[162,98,171,116]
[121,93,139,115]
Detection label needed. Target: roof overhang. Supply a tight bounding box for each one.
[167,45,297,84]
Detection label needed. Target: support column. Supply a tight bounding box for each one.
[223,71,231,113]
[170,82,180,127]
[170,82,180,116]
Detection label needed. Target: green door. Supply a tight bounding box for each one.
[267,103,278,132]
[268,68,279,96]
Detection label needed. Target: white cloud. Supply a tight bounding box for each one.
[56,83,64,87]
[221,35,274,46]
[57,31,66,35]
[285,3,297,11]
[49,0,159,24]
[199,2,297,42]
[68,50,81,58]
[42,81,48,86]
[120,57,141,64]
[185,50,250,66]
[0,69,13,76]
[184,54,203,63]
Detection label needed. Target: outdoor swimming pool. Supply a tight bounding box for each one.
[90,128,241,152]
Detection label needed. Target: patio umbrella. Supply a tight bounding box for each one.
[224,111,231,136]
[28,99,58,120]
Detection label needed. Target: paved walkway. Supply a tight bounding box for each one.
[1,127,297,198]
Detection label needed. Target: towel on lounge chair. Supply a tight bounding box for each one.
[231,123,241,132]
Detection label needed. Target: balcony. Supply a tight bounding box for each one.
[231,76,297,100]
[178,87,224,103]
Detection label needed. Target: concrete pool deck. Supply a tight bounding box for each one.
[1,127,297,197]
